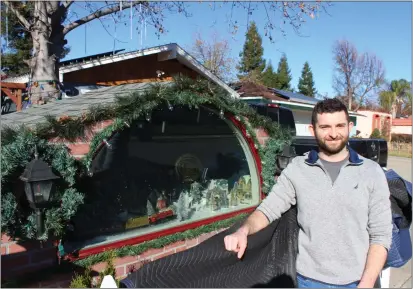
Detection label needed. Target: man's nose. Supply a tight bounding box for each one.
[329,128,338,138]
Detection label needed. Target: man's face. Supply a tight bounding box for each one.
[309,111,353,155]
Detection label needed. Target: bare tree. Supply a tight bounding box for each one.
[3,1,190,104]
[189,31,235,82]
[332,39,385,111]
[2,1,329,105]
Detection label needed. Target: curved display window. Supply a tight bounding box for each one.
[70,105,260,248]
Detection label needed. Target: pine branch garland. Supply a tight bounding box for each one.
[73,213,248,268]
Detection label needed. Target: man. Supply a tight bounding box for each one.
[224,98,392,288]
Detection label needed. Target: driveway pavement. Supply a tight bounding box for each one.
[387,156,412,288]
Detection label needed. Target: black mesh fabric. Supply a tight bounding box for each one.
[119,171,412,288]
[388,178,412,229]
[120,206,299,288]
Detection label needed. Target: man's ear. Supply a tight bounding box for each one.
[309,124,315,137]
[348,121,354,132]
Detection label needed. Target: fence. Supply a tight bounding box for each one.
[388,142,412,158]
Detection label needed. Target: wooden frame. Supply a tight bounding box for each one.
[1,82,26,112]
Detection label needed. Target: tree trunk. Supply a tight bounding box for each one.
[29,1,65,105]
[347,87,353,111]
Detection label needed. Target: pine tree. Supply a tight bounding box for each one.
[261,61,278,88]
[0,3,70,77]
[1,3,34,76]
[237,21,266,82]
[275,54,292,91]
[297,61,317,97]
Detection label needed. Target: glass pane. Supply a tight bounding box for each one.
[69,105,260,248]
[31,181,52,204]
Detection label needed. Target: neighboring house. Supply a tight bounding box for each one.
[356,110,392,139]
[392,117,412,135]
[2,44,237,99]
[232,82,361,137]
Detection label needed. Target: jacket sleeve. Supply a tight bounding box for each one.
[367,165,393,250]
[256,162,297,223]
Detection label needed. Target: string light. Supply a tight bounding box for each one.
[130,0,133,39]
[103,139,112,149]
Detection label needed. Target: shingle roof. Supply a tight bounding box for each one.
[392,118,412,126]
[270,88,319,105]
[1,82,172,129]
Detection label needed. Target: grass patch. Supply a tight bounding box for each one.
[389,151,412,158]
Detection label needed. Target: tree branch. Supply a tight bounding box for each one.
[63,1,74,9]
[3,1,31,30]
[63,1,146,35]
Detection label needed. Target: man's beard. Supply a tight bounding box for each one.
[314,133,349,155]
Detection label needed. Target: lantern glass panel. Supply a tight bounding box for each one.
[29,180,53,205]
[24,182,34,204]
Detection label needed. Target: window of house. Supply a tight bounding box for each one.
[69,105,260,249]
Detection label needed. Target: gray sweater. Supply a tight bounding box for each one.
[257,149,393,285]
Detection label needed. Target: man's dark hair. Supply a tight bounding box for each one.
[311,98,350,127]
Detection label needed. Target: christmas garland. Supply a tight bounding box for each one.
[1,128,84,241]
[1,76,292,242]
[73,212,248,268]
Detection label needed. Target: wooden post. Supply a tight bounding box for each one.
[16,89,22,111]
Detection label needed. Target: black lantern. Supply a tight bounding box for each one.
[276,144,297,172]
[20,146,60,237]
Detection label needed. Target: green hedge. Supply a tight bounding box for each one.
[391,134,412,143]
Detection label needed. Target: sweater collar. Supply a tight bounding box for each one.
[305,146,363,166]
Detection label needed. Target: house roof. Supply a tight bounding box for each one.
[1,82,173,128]
[3,44,238,98]
[270,88,319,105]
[231,81,286,101]
[2,49,124,83]
[230,82,319,106]
[392,118,412,126]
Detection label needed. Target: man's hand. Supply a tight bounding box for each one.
[224,210,271,259]
[357,244,388,288]
[224,227,249,259]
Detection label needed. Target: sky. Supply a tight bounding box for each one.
[63,1,412,98]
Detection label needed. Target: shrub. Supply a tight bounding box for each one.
[391,134,412,143]
[69,251,120,288]
[370,128,382,139]
[69,267,92,288]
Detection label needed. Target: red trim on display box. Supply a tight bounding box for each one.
[226,113,265,200]
[69,110,264,261]
[68,206,256,260]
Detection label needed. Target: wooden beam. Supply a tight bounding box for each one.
[1,88,18,104]
[96,77,173,86]
[16,89,22,111]
[1,82,26,89]
[1,88,23,111]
